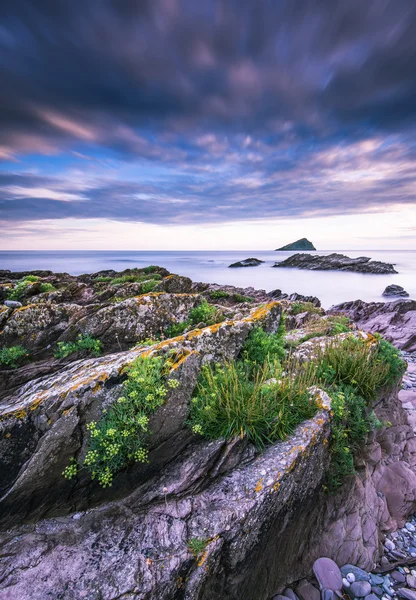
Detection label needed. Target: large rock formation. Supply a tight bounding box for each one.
[274,253,398,274]
[383,285,409,298]
[275,238,316,251]
[0,267,416,600]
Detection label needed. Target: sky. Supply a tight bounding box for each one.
[1,0,416,251]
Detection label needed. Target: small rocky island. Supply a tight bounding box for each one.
[274,252,398,274]
[0,265,415,599]
[228,257,264,268]
[275,238,316,251]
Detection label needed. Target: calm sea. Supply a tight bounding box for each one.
[0,250,415,308]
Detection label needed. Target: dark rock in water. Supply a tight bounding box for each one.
[3,300,22,308]
[398,589,416,600]
[383,285,409,298]
[273,253,398,274]
[350,581,372,597]
[313,557,343,593]
[296,579,321,600]
[275,238,316,251]
[228,257,264,268]
[340,566,370,582]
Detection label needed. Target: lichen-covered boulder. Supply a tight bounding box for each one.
[0,302,282,527]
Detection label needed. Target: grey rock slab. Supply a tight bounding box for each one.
[3,300,22,308]
[350,582,372,597]
[313,558,343,592]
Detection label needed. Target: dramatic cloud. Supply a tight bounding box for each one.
[1,0,416,235]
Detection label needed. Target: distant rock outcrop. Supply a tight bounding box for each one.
[382,285,409,298]
[228,258,264,268]
[275,238,316,251]
[274,253,398,274]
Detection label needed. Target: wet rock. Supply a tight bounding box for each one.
[313,557,343,593]
[383,285,409,298]
[365,594,380,600]
[371,586,383,596]
[350,582,372,597]
[406,576,416,589]
[370,576,385,586]
[228,258,265,268]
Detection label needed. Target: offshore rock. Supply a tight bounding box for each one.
[273,253,397,274]
[228,258,265,268]
[275,238,316,251]
[382,285,409,298]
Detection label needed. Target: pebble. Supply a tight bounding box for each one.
[371,586,383,596]
[313,558,343,593]
[343,579,351,589]
[3,300,22,308]
[347,574,357,583]
[385,540,396,551]
[411,572,416,578]
[406,524,416,533]
[391,571,406,584]
[407,576,416,589]
[371,576,385,586]
[365,595,380,600]
[351,582,372,597]
[283,590,299,600]
[341,566,370,582]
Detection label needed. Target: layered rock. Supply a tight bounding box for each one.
[274,253,398,274]
[329,299,416,351]
[383,285,410,298]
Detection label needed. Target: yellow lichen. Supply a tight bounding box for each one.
[254,477,263,493]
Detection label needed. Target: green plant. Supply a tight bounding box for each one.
[111,273,162,286]
[54,334,102,359]
[165,321,189,338]
[189,298,221,325]
[94,276,113,282]
[140,279,158,294]
[63,354,179,487]
[210,290,230,300]
[187,537,209,558]
[291,302,321,315]
[314,337,388,401]
[0,345,29,368]
[241,324,285,369]
[39,283,56,293]
[7,280,31,301]
[23,275,39,282]
[232,293,254,303]
[374,335,406,387]
[189,359,316,448]
[143,265,158,274]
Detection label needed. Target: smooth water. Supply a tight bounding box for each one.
[0,249,415,308]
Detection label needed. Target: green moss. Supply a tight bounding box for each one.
[187,537,209,559]
[40,283,56,293]
[23,275,39,282]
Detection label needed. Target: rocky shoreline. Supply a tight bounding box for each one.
[0,266,415,599]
